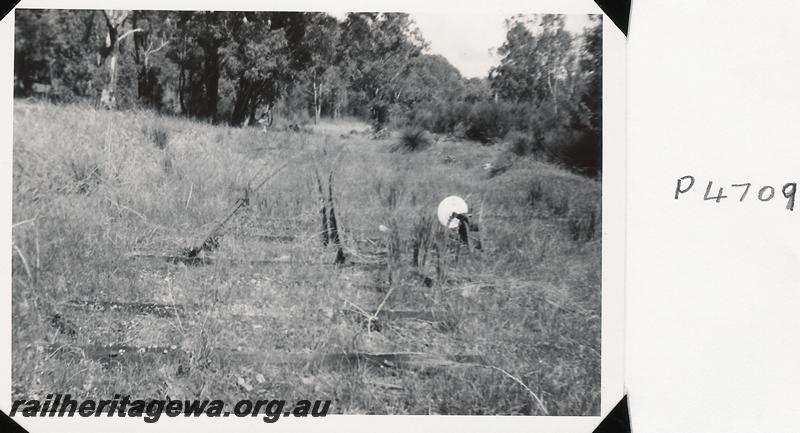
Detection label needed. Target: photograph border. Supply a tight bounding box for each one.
[0,0,625,431]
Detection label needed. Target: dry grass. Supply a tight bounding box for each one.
[12,100,601,415]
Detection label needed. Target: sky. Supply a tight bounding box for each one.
[412,13,594,78]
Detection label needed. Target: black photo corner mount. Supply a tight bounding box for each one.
[0,409,29,433]
[593,0,630,36]
[593,395,631,433]
[1,1,21,22]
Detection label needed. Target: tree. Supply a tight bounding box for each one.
[569,14,603,175]
[293,13,340,124]
[98,10,143,107]
[489,20,537,103]
[338,13,427,123]
[15,9,100,100]
[490,14,575,117]
[321,65,348,119]
[14,9,54,94]
[222,12,292,127]
[579,15,602,133]
[487,14,603,175]
[131,10,175,109]
[393,54,465,107]
[167,12,202,115]
[462,77,492,103]
[166,11,230,120]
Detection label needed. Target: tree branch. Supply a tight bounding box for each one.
[119,28,144,41]
[147,40,170,55]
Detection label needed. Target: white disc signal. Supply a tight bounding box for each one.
[437,196,468,228]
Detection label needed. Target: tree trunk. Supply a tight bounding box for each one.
[99,11,121,107]
[230,78,252,127]
[138,63,148,103]
[105,51,118,107]
[138,51,157,107]
[247,95,259,126]
[312,76,321,125]
[203,45,220,122]
[178,67,187,114]
[265,102,274,127]
[231,94,248,127]
[317,82,324,123]
[132,12,147,104]
[99,10,142,109]
[547,71,558,117]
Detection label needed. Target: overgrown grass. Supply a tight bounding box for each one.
[12,100,601,415]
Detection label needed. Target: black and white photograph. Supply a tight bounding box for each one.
[6,0,626,430]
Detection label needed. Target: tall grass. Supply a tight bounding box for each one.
[12,100,601,416]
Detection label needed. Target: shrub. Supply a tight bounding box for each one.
[150,125,169,150]
[162,151,174,175]
[526,177,574,217]
[373,175,405,209]
[464,103,512,143]
[527,179,545,204]
[546,192,570,217]
[505,130,540,156]
[400,99,602,176]
[393,128,434,153]
[526,175,601,241]
[438,102,472,134]
[371,103,391,132]
[268,84,311,127]
[566,205,600,242]
[411,212,435,268]
[540,126,602,177]
[405,101,535,144]
[405,105,437,131]
[68,160,102,194]
[486,151,514,179]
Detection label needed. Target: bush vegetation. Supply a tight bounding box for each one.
[15,11,602,175]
